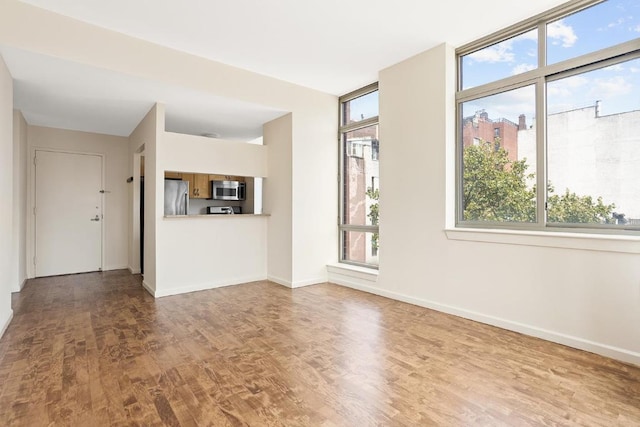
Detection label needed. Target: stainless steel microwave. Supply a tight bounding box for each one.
[211,180,246,201]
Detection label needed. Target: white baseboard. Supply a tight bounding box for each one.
[128,266,141,274]
[268,275,293,288]
[268,275,327,288]
[154,275,268,298]
[334,281,640,367]
[141,280,155,297]
[291,277,326,288]
[0,310,14,339]
[11,278,27,293]
[103,265,129,272]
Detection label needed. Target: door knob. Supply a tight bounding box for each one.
[90,215,100,222]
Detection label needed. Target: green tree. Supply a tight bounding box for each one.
[367,187,379,250]
[463,141,616,224]
[463,141,535,222]
[546,184,616,224]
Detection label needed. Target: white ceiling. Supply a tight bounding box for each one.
[0,46,286,139]
[5,0,570,138]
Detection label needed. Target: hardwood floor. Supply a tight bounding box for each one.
[0,271,638,426]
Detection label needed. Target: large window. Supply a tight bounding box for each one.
[457,0,640,232]
[340,83,379,267]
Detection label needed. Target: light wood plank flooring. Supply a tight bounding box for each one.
[0,270,638,426]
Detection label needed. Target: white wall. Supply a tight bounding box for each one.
[372,43,640,365]
[0,55,14,336]
[27,126,130,273]
[162,132,268,177]
[157,216,267,297]
[12,110,27,291]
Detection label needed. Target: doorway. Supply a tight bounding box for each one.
[130,150,144,276]
[34,150,103,277]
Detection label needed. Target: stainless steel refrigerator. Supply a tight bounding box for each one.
[164,179,189,215]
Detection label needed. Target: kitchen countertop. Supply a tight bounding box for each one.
[163,213,270,219]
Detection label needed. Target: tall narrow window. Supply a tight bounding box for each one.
[339,83,379,267]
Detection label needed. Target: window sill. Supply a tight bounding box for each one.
[445,228,640,254]
[327,262,379,274]
[327,263,378,289]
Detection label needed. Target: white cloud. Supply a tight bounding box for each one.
[607,15,637,30]
[463,86,536,123]
[518,28,538,41]
[468,40,514,63]
[591,76,633,97]
[604,64,625,72]
[467,28,537,64]
[508,87,536,103]
[608,18,626,28]
[563,75,589,88]
[633,24,640,33]
[547,85,570,98]
[512,63,536,75]
[547,75,589,100]
[547,20,577,48]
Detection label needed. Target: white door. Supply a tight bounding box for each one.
[35,150,103,277]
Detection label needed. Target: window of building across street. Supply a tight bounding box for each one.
[457,0,640,232]
[339,83,379,267]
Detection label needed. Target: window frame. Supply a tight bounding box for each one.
[339,82,380,269]
[455,0,640,234]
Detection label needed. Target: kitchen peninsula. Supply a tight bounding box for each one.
[130,107,273,299]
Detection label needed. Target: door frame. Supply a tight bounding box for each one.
[27,147,106,278]
[129,148,144,275]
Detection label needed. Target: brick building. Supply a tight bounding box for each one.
[342,121,379,265]
[461,109,526,162]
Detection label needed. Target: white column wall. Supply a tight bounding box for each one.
[129,104,162,293]
[264,114,293,286]
[11,110,27,291]
[292,108,339,287]
[0,56,14,336]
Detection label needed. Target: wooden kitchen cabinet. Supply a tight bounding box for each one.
[209,174,245,182]
[195,174,211,198]
[164,171,182,179]
[182,173,211,199]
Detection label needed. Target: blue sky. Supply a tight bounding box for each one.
[462,0,640,123]
[344,90,379,123]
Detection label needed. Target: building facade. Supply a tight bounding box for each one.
[518,104,640,223]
